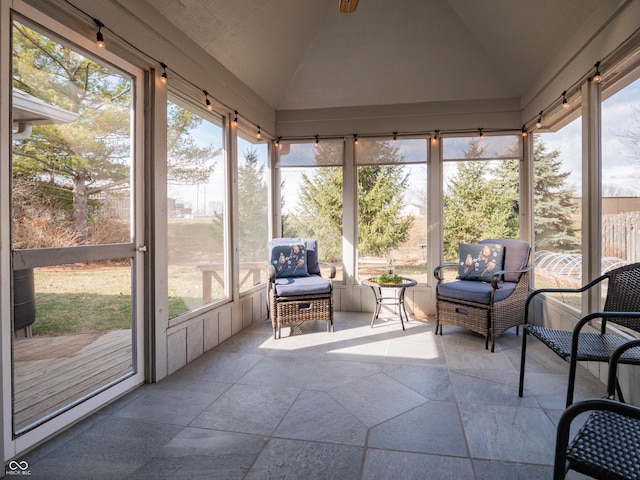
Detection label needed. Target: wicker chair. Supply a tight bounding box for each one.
[519,262,640,408]
[267,238,335,339]
[434,239,532,352]
[553,339,640,480]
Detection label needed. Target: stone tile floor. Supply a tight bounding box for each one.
[20,312,602,479]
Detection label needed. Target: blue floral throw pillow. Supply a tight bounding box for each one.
[270,242,308,278]
[458,243,504,282]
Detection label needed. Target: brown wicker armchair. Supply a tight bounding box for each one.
[519,261,640,407]
[553,339,640,480]
[434,239,532,352]
[267,238,335,339]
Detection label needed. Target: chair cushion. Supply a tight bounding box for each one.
[274,274,332,296]
[269,238,320,274]
[458,243,504,282]
[437,280,516,304]
[480,238,530,282]
[269,242,308,278]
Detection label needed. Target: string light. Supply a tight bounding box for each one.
[315,135,319,146]
[62,1,270,144]
[392,132,397,143]
[275,136,281,147]
[63,1,608,150]
[521,125,528,137]
[160,62,167,84]
[593,61,602,84]
[562,91,568,109]
[94,19,105,48]
[478,128,484,139]
[203,90,212,110]
[257,126,261,139]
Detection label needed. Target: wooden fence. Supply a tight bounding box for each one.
[603,212,640,262]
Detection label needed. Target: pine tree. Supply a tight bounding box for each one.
[238,148,269,260]
[12,22,215,247]
[530,138,579,251]
[292,140,413,261]
[443,139,517,261]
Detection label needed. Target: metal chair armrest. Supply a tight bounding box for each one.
[267,264,276,282]
[433,263,458,283]
[319,261,336,279]
[489,265,533,289]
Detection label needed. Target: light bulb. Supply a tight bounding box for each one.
[96,32,105,48]
[593,62,602,84]
[160,63,168,84]
[94,20,105,48]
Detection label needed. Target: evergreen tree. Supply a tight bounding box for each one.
[530,138,579,251]
[284,142,344,260]
[443,137,579,261]
[443,151,516,261]
[12,22,213,247]
[12,22,130,244]
[292,140,413,261]
[238,148,268,259]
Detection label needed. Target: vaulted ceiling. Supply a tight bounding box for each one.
[144,0,606,111]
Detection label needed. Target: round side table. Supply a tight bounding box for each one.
[363,277,417,330]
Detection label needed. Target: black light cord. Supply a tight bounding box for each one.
[60,0,640,143]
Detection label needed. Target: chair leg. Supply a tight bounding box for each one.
[273,327,277,340]
[615,377,625,403]
[490,336,495,353]
[518,329,528,397]
[566,357,578,407]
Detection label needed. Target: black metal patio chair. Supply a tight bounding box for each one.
[519,262,640,408]
[554,339,640,480]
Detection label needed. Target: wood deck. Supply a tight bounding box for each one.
[12,329,132,433]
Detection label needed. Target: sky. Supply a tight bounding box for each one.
[539,77,640,196]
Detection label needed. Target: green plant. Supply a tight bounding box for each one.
[370,273,403,284]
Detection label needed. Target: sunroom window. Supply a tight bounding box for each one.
[166,94,227,318]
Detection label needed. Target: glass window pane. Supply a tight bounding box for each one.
[356,139,428,282]
[11,18,139,436]
[11,21,132,248]
[167,96,226,317]
[277,141,343,166]
[279,141,344,280]
[534,117,582,306]
[442,136,521,264]
[443,135,521,161]
[601,76,640,271]
[13,261,133,434]
[238,128,269,293]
